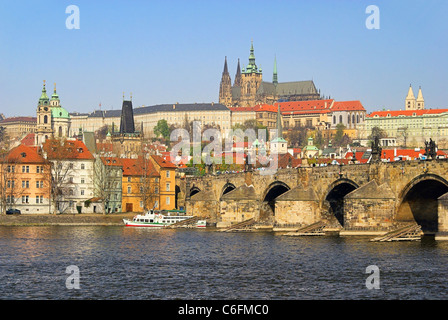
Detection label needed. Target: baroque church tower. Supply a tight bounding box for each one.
[35,81,52,146]
[35,81,71,146]
[405,84,425,111]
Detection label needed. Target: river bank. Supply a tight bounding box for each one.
[0,213,136,226]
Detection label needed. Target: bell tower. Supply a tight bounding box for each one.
[35,80,53,145]
[240,40,263,107]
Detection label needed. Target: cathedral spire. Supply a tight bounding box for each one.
[223,56,229,75]
[233,58,242,87]
[273,55,278,85]
[219,56,232,106]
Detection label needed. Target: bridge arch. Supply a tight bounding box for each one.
[189,186,201,198]
[220,182,236,200]
[397,174,448,234]
[261,181,291,219]
[323,178,359,226]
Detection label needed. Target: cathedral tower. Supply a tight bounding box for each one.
[240,40,263,107]
[218,56,232,107]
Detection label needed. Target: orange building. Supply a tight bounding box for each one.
[0,144,51,214]
[150,155,177,210]
[121,157,160,213]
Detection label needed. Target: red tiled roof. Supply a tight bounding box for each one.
[0,117,36,124]
[331,100,365,112]
[3,144,47,164]
[43,139,95,160]
[151,155,177,168]
[276,99,334,113]
[367,108,448,118]
[254,104,278,113]
[100,156,123,167]
[21,133,35,146]
[120,157,159,177]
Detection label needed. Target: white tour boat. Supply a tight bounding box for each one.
[123,210,206,228]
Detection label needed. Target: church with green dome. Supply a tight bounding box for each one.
[35,81,71,145]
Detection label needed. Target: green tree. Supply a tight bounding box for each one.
[154,119,170,140]
[333,123,346,147]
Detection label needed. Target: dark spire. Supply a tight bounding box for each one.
[223,56,229,75]
[233,58,242,87]
[119,98,135,134]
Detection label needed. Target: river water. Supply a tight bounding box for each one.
[1,226,448,300]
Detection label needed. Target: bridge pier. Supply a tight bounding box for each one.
[436,193,448,240]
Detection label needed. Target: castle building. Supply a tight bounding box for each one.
[35,81,71,145]
[219,41,322,108]
[360,86,448,148]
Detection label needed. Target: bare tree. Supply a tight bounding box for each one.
[43,139,75,214]
[137,147,158,211]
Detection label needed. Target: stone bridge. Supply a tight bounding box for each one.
[177,160,448,239]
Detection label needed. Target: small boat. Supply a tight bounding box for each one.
[123,209,206,228]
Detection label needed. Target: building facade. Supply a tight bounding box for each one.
[0,144,51,214]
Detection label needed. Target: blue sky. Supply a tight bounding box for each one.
[0,0,447,117]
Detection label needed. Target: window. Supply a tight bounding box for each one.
[127,186,132,194]
[127,177,131,182]
[22,180,29,189]
[81,164,85,170]
[22,166,29,173]
[81,178,85,184]
[166,183,170,192]
[22,196,29,204]
[154,200,159,208]
[69,163,74,170]
[36,181,44,188]
[81,190,85,196]
[166,197,170,205]
[166,171,170,178]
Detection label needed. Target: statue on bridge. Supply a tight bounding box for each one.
[370,135,382,163]
[425,138,437,160]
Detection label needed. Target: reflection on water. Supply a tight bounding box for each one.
[1,226,448,299]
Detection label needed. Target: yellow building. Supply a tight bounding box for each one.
[150,155,177,211]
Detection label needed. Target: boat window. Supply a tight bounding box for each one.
[150,219,153,222]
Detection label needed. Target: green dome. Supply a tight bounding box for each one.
[51,107,70,119]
